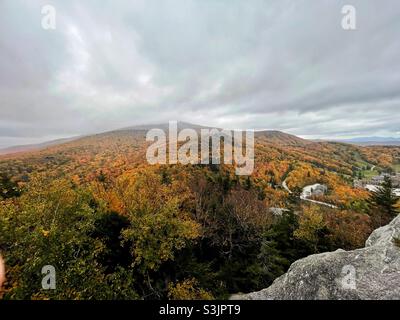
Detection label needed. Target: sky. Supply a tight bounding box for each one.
[0,0,400,148]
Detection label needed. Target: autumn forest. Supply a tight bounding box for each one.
[0,126,399,299]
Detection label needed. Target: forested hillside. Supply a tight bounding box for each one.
[0,127,399,299]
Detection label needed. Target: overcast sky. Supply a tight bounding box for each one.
[1,0,400,148]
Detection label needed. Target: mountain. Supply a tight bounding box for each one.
[0,137,80,156]
[330,137,400,146]
[255,130,313,147]
[1,121,400,300]
[0,122,399,183]
[0,122,208,156]
[0,123,304,156]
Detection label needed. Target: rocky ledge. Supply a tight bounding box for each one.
[232,215,400,300]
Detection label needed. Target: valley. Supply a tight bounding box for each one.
[1,123,399,300]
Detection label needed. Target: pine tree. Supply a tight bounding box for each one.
[368,176,399,227]
[97,170,107,183]
[0,174,21,199]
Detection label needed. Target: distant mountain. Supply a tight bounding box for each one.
[1,122,313,156]
[331,137,400,146]
[0,122,214,156]
[109,124,314,148]
[0,137,80,156]
[255,130,313,146]
[1,121,395,159]
[120,123,311,146]
[1,121,399,184]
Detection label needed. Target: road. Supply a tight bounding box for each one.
[282,179,292,194]
[282,178,338,209]
[299,195,338,209]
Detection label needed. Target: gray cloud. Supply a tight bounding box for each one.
[0,0,400,147]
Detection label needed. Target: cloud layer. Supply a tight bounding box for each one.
[1,0,400,147]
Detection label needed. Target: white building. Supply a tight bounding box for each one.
[301,184,328,198]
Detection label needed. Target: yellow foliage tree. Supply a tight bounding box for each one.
[116,169,201,272]
[294,205,326,252]
[168,278,213,300]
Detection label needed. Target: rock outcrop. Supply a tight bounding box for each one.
[233,215,400,300]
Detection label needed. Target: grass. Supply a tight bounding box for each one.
[393,164,400,173]
[362,169,380,179]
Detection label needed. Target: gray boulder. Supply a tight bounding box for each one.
[233,214,400,300]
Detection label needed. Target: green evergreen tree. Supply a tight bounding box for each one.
[368,176,399,227]
[0,174,20,199]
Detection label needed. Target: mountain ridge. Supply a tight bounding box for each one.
[0,137,80,156]
[0,122,311,156]
[328,137,400,146]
